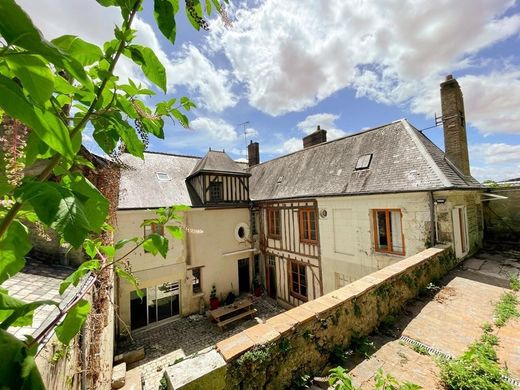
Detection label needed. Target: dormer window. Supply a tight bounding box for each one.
[156,172,171,181]
[355,154,373,170]
[209,182,223,202]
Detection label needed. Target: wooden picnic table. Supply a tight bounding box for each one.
[209,296,257,330]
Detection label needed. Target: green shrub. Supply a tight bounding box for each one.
[494,292,519,327]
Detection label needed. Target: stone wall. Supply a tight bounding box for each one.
[165,245,455,389]
[484,186,520,243]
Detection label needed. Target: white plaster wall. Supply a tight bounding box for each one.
[318,192,431,294]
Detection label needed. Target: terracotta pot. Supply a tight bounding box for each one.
[254,287,262,297]
[210,298,220,310]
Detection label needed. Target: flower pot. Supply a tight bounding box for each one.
[210,298,220,310]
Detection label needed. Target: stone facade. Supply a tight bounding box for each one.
[164,246,456,389]
[483,186,520,243]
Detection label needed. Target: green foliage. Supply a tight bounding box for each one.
[439,329,512,390]
[328,367,422,390]
[494,292,519,327]
[509,273,520,292]
[410,343,429,356]
[0,0,223,385]
[350,335,375,358]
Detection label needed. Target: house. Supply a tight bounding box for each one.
[114,75,484,331]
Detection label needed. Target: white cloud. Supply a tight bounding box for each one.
[470,142,520,181]
[168,45,237,112]
[166,117,245,154]
[296,113,347,140]
[208,0,520,118]
[411,70,520,135]
[277,137,302,154]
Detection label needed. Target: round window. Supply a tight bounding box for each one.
[238,226,245,239]
[234,223,249,242]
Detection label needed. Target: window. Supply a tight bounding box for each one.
[130,281,180,330]
[156,172,171,181]
[289,260,307,300]
[372,209,404,255]
[209,182,223,202]
[144,223,164,238]
[355,154,373,170]
[299,208,317,243]
[191,267,202,294]
[267,208,281,238]
[251,211,257,235]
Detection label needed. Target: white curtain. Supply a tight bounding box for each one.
[390,211,403,252]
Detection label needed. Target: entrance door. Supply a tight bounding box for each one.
[452,206,469,258]
[266,255,277,299]
[238,258,250,294]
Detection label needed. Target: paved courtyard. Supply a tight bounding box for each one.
[342,248,520,389]
[116,295,285,389]
[1,258,73,339]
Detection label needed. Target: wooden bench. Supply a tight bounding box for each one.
[216,308,257,330]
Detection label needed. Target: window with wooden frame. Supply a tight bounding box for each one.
[143,223,164,238]
[267,208,281,238]
[289,260,307,300]
[372,209,404,255]
[208,181,223,202]
[299,208,317,243]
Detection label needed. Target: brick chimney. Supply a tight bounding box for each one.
[303,125,327,149]
[440,75,470,176]
[248,140,259,166]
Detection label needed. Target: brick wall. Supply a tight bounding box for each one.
[164,245,455,389]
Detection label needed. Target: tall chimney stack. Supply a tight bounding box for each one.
[440,75,470,176]
[248,140,259,167]
[303,125,327,149]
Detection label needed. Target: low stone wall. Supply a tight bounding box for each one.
[165,245,455,389]
[484,186,520,243]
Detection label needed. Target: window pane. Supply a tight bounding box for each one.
[377,211,388,248]
[390,211,403,253]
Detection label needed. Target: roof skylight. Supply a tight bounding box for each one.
[156,172,171,181]
[355,154,373,170]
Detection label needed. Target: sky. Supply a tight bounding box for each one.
[19,0,520,181]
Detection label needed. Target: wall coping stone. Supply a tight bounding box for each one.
[243,323,281,345]
[216,332,255,361]
[265,312,298,335]
[283,304,315,325]
[165,348,225,389]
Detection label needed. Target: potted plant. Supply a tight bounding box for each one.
[253,275,262,297]
[209,284,220,310]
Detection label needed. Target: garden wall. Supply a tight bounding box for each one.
[484,186,520,243]
[165,245,455,389]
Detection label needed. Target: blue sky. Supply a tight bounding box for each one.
[20,0,520,181]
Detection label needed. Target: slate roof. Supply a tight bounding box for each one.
[117,119,482,208]
[248,119,482,201]
[118,151,200,209]
[187,150,249,178]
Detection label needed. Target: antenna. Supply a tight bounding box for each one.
[235,121,252,157]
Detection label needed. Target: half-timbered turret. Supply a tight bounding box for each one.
[186,150,250,206]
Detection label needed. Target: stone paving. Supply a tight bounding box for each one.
[1,258,73,339]
[342,249,520,389]
[116,295,285,390]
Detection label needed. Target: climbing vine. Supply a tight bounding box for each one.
[0,0,227,388]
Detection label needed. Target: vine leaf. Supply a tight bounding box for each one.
[55,299,90,345]
[5,55,55,106]
[0,289,57,329]
[115,267,143,299]
[153,0,179,44]
[51,35,103,66]
[0,75,74,159]
[0,221,31,284]
[0,0,92,90]
[0,329,45,389]
[142,233,169,258]
[59,260,101,295]
[125,44,167,92]
[166,225,184,240]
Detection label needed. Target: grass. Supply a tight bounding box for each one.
[494,292,519,327]
[410,343,429,356]
[439,327,512,390]
[509,273,520,292]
